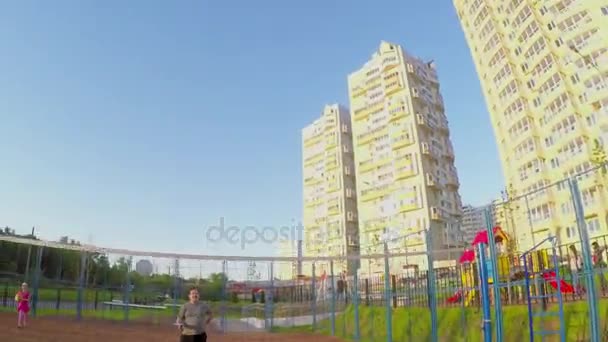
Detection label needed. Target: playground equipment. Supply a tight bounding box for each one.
[447,227,511,306]
[447,227,575,307]
[522,236,566,342]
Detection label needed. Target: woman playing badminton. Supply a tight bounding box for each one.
[176,287,213,342]
[15,282,30,328]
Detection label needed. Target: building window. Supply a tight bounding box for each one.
[587,218,600,233]
[566,226,576,238]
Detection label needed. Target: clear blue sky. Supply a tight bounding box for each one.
[0,0,504,257]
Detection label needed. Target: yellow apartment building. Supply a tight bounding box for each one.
[453,0,608,249]
[276,238,299,280]
[302,104,360,276]
[348,41,463,275]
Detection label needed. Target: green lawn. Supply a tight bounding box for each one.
[273,301,608,341]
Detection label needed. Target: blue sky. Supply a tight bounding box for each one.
[0,0,503,257]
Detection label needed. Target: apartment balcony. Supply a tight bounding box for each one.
[368,100,385,113]
[361,217,389,233]
[304,176,323,186]
[366,76,382,91]
[416,113,429,129]
[354,107,371,122]
[351,87,366,98]
[325,157,338,170]
[327,204,341,216]
[388,107,409,122]
[357,127,387,146]
[438,117,450,134]
[303,134,323,148]
[305,198,323,208]
[325,136,338,150]
[303,151,324,167]
[361,186,390,203]
[421,142,430,155]
[426,173,437,188]
[371,157,392,169]
[314,217,327,226]
[392,134,415,150]
[327,181,341,193]
[358,159,375,173]
[399,202,419,214]
[385,81,404,97]
[395,166,416,181]
[444,144,455,160]
[357,132,375,146]
[446,173,459,188]
[430,207,445,221]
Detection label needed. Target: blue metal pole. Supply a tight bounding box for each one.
[222,260,228,333]
[425,230,438,342]
[330,260,336,337]
[353,268,361,341]
[569,179,600,342]
[173,258,179,318]
[123,257,131,323]
[383,242,393,342]
[460,264,467,342]
[485,209,503,342]
[522,254,534,342]
[269,261,275,331]
[76,252,87,320]
[477,243,492,342]
[550,237,566,342]
[311,263,317,332]
[31,246,43,318]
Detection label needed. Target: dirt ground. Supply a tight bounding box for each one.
[0,313,344,342]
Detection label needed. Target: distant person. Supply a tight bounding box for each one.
[15,282,30,328]
[592,242,607,291]
[336,274,345,301]
[568,245,585,296]
[176,287,213,342]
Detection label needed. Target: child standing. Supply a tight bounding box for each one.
[15,282,30,328]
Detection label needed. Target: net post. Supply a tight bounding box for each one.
[269,261,275,330]
[383,242,393,342]
[311,262,317,332]
[425,230,438,342]
[123,256,132,323]
[221,260,228,334]
[569,178,600,342]
[31,246,43,318]
[485,209,503,342]
[172,258,180,319]
[330,260,336,336]
[76,251,87,320]
[24,245,32,284]
[353,265,360,341]
[477,243,492,342]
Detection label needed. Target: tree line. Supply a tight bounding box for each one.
[0,227,228,301]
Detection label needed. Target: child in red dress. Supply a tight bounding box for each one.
[15,282,30,328]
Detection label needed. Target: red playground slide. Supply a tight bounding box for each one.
[447,291,462,303]
[542,271,575,293]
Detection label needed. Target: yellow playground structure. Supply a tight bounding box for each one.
[452,227,553,307]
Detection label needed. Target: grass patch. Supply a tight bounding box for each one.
[273,300,608,341]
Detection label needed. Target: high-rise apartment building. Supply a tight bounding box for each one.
[276,238,299,280]
[462,204,491,242]
[453,0,608,249]
[302,104,360,276]
[347,41,463,275]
